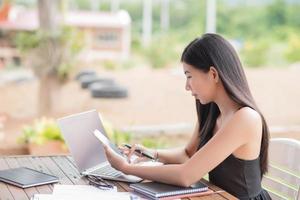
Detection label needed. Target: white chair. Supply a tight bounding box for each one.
[262,138,300,200]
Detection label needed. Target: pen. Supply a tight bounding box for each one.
[124,144,155,160]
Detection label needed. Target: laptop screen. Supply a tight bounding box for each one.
[57,110,108,173]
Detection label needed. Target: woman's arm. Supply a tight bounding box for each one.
[156,123,200,164]
[121,108,262,187]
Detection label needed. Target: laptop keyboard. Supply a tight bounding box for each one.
[92,165,123,177]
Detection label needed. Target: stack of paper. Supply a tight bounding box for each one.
[31,184,139,200]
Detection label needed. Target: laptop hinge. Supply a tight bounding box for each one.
[82,161,110,175]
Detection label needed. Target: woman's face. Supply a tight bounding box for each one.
[183,62,217,104]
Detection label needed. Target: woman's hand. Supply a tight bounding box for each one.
[119,144,156,164]
[102,145,129,172]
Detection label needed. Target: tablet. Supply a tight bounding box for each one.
[93,129,124,156]
[0,167,59,188]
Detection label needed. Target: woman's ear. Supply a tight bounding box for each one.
[209,66,219,83]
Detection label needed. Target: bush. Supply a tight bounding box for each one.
[18,118,64,145]
[15,26,84,80]
[101,120,132,146]
[285,33,300,63]
[102,60,118,71]
[241,40,270,67]
[18,116,132,147]
[143,34,179,69]
[141,137,167,149]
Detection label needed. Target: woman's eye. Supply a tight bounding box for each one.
[187,76,192,79]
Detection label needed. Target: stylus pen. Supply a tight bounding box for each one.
[123,144,155,160]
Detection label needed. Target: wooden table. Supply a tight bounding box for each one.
[0,155,237,200]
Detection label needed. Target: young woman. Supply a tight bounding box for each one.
[101,33,271,200]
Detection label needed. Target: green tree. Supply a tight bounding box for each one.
[266,0,287,28]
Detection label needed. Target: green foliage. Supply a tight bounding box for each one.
[15,31,42,52]
[119,0,143,36]
[73,0,90,10]
[124,0,205,69]
[167,0,205,33]
[101,120,132,146]
[143,34,179,69]
[285,33,300,63]
[217,3,268,39]
[18,116,133,147]
[102,60,118,71]
[266,0,287,27]
[72,0,111,11]
[100,59,137,71]
[57,26,85,79]
[112,129,132,146]
[101,120,175,149]
[139,134,188,149]
[286,4,300,28]
[141,137,167,149]
[121,59,136,70]
[14,26,84,80]
[72,0,300,67]
[241,40,270,67]
[60,26,84,55]
[18,118,64,145]
[14,0,35,7]
[17,117,184,151]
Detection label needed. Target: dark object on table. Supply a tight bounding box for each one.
[130,181,208,200]
[0,167,59,188]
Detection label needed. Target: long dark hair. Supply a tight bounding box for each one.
[181,33,269,176]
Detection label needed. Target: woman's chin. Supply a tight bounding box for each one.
[198,98,208,104]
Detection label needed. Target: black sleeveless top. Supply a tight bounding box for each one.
[198,105,271,199]
[209,154,271,199]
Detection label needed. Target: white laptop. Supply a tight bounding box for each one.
[57,110,142,183]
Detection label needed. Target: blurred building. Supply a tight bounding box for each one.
[0,5,131,67]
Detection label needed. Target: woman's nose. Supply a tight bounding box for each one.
[185,82,190,91]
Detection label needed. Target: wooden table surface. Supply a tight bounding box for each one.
[0,155,237,200]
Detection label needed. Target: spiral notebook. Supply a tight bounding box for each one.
[130,181,208,199]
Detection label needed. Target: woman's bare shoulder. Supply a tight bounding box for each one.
[236,107,261,121]
[233,107,262,138]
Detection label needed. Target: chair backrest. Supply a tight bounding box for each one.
[262,138,300,200]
